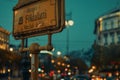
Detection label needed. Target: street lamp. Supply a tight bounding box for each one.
[65,20,74,27]
[65,13,74,54]
[57,51,62,56]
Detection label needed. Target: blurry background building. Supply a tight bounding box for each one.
[0,26,10,50]
[0,26,22,79]
[93,7,120,78]
[94,7,120,46]
[0,26,10,79]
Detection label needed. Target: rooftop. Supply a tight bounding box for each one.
[99,6,120,19]
[94,6,120,34]
[0,27,10,35]
[13,0,40,10]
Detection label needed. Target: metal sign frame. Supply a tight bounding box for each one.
[13,0,65,39]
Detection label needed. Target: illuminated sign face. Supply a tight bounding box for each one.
[13,0,65,39]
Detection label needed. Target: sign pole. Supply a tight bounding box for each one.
[29,43,40,80]
[31,53,39,80]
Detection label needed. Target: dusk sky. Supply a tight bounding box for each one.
[0,0,120,54]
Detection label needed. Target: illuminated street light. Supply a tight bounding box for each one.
[8,69,11,80]
[116,71,119,76]
[29,69,31,73]
[9,47,13,52]
[88,69,93,73]
[65,20,74,27]
[68,72,71,76]
[65,68,68,71]
[57,62,61,66]
[51,59,55,63]
[41,70,44,73]
[38,68,41,72]
[68,20,74,26]
[8,69,11,72]
[57,51,62,56]
[92,66,96,70]
[62,63,65,66]
[57,70,61,73]
[67,64,70,68]
[29,53,32,57]
[65,12,74,54]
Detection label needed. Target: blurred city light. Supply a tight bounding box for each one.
[57,51,62,56]
[9,47,13,52]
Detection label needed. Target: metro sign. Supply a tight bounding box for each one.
[13,0,65,39]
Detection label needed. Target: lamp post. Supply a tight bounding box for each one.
[65,12,74,54]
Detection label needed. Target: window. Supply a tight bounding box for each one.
[104,33,108,45]
[104,37,108,45]
[98,35,100,40]
[104,22,107,30]
[118,19,120,27]
[111,20,114,29]
[110,33,114,44]
[117,32,120,44]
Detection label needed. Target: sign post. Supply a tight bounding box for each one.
[29,43,39,80]
[13,0,65,80]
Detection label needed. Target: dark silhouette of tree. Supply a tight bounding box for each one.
[0,49,22,68]
[92,43,120,71]
[70,58,88,73]
[106,45,120,63]
[67,51,89,73]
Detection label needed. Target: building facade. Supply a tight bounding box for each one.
[0,27,10,50]
[94,7,120,46]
